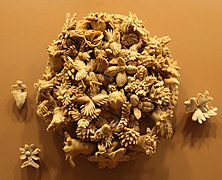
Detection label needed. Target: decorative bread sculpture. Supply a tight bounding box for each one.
[19,144,41,169]
[11,80,27,109]
[184,90,217,124]
[35,12,180,168]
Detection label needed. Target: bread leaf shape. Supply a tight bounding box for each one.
[197,90,213,107]
[75,95,91,103]
[84,30,104,47]
[81,100,96,116]
[105,29,119,42]
[204,107,217,118]
[73,60,88,71]
[77,118,90,128]
[47,108,65,131]
[160,120,173,139]
[116,72,127,87]
[104,66,119,76]
[12,91,27,109]
[125,65,138,74]
[133,108,141,120]
[192,108,206,124]
[119,128,140,147]
[184,98,198,113]
[96,57,109,72]
[117,57,125,66]
[69,109,82,121]
[11,80,27,109]
[75,69,88,81]
[92,94,109,106]
[64,13,77,30]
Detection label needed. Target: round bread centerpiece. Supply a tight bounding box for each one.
[35,12,179,169]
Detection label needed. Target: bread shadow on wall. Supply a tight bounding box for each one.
[20,166,43,180]
[14,158,43,180]
[181,113,217,148]
[52,148,170,180]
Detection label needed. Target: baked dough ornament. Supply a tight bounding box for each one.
[35,12,180,168]
[184,90,217,124]
[11,80,27,109]
[19,144,41,169]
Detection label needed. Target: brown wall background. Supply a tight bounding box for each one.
[0,0,222,180]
